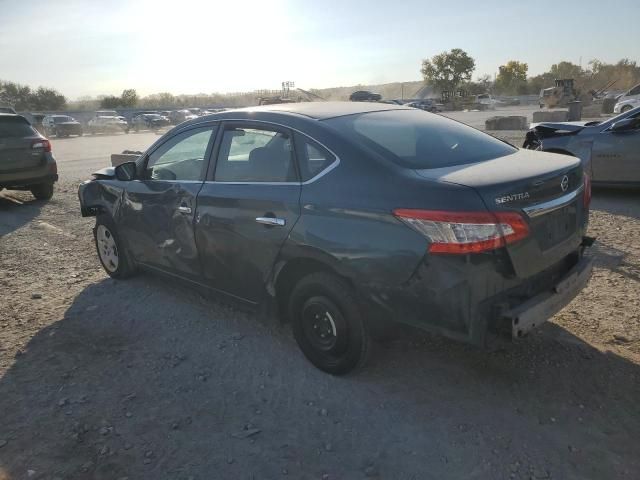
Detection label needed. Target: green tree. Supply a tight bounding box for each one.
[421,48,476,93]
[120,89,138,107]
[495,61,528,94]
[100,95,121,108]
[32,87,66,110]
[0,80,66,110]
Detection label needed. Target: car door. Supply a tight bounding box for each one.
[195,122,301,303]
[592,112,640,183]
[118,124,217,280]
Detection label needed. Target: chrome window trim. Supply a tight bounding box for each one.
[197,118,341,186]
[523,184,584,218]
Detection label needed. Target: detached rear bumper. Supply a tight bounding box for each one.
[503,255,593,338]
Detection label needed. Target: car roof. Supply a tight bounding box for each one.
[207,101,411,121]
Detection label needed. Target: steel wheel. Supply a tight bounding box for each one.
[96,224,119,273]
[301,297,349,355]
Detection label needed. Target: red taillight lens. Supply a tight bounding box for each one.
[393,209,530,254]
[583,174,591,208]
[31,139,51,152]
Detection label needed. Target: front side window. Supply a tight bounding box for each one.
[215,126,297,182]
[146,126,215,181]
[293,133,336,181]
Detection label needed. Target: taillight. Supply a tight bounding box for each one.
[393,209,530,254]
[31,139,51,152]
[583,174,591,208]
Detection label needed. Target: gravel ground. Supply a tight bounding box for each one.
[1,128,639,479]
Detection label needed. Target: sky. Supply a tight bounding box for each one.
[1,0,639,99]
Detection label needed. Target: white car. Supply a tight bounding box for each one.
[614,97,640,114]
[87,115,129,134]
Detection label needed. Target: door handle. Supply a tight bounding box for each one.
[255,216,286,227]
[177,205,192,214]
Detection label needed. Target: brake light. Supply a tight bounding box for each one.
[583,174,591,208]
[31,139,51,152]
[393,209,529,254]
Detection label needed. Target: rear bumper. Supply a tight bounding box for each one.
[360,242,592,346]
[0,173,58,188]
[502,255,593,338]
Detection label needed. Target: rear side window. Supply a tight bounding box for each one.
[293,133,336,181]
[215,127,297,182]
[324,109,516,169]
[0,117,36,138]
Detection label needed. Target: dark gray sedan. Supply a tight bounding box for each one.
[524,106,640,187]
[79,102,593,374]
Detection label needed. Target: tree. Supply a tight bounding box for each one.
[100,95,121,108]
[421,48,476,93]
[0,80,66,110]
[495,61,528,95]
[120,89,138,107]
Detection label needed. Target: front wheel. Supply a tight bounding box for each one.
[289,272,371,375]
[30,183,54,200]
[621,105,632,113]
[93,216,136,279]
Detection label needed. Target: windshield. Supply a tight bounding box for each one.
[324,109,517,169]
[53,116,73,123]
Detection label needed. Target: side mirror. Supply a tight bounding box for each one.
[115,161,137,181]
[610,118,638,133]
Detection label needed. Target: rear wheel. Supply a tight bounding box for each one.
[289,272,371,375]
[93,216,136,279]
[30,183,54,200]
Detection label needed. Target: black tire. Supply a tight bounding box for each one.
[93,215,136,279]
[621,105,632,113]
[30,183,54,200]
[289,272,371,375]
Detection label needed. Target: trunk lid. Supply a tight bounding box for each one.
[415,149,586,278]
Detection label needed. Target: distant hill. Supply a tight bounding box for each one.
[307,80,431,101]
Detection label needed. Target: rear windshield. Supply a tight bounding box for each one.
[54,116,73,123]
[0,117,36,138]
[324,109,517,169]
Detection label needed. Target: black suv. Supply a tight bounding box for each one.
[1,114,58,200]
[79,102,592,374]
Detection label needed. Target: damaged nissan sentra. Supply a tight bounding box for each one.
[78,102,594,374]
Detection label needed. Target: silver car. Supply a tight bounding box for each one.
[524,106,640,187]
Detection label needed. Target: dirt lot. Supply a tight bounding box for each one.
[1,121,639,479]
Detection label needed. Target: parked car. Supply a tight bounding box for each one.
[42,114,83,137]
[95,110,119,117]
[613,97,640,114]
[87,115,129,134]
[130,113,170,132]
[405,99,441,113]
[0,106,17,114]
[349,90,382,102]
[614,83,640,112]
[168,109,199,125]
[523,105,640,187]
[187,107,203,116]
[0,113,57,200]
[78,102,593,374]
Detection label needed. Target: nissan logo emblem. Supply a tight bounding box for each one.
[560,175,569,192]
